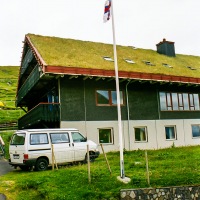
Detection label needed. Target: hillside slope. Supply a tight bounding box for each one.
[0,66,24,126]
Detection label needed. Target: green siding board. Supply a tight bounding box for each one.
[128,84,159,120]
[60,77,200,122]
[160,111,200,119]
[60,78,128,121]
[60,78,85,121]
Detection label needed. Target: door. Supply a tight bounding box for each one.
[50,132,74,163]
[9,132,26,164]
[71,132,87,161]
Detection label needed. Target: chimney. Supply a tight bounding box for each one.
[156,38,175,57]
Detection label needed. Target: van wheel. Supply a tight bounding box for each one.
[35,158,48,171]
[84,152,95,163]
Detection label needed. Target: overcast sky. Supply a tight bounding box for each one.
[1,0,200,66]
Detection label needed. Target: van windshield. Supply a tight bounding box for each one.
[71,132,87,142]
[10,133,25,145]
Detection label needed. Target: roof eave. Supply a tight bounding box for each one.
[44,65,200,85]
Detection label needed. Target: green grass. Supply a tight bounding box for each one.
[1,134,200,200]
[0,66,25,124]
[28,33,200,78]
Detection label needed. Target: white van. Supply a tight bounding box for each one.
[9,128,99,171]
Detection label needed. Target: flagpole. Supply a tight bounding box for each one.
[110,0,125,179]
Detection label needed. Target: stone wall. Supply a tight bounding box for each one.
[120,185,200,200]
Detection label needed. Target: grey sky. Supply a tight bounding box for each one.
[1,0,200,66]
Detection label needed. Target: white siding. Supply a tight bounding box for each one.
[61,119,200,153]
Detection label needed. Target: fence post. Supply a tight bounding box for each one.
[145,150,150,186]
[87,144,91,183]
[100,144,112,175]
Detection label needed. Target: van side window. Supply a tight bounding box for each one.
[50,133,70,144]
[71,132,87,142]
[30,133,48,145]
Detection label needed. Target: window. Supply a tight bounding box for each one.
[103,56,114,62]
[159,92,200,111]
[99,128,113,144]
[134,127,148,142]
[165,126,176,140]
[10,133,25,145]
[192,125,200,138]
[71,132,87,142]
[96,90,124,106]
[30,133,48,145]
[50,133,70,144]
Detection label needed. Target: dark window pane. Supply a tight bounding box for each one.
[99,129,112,143]
[165,127,176,140]
[10,133,25,145]
[111,91,123,105]
[192,125,200,137]
[183,93,189,110]
[135,127,147,142]
[172,93,178,110]
[194,94,200,110]
[30,133,48,145]
[159,92,167,111]
[97,90,109,104]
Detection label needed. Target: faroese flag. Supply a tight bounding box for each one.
[103,0,111,23]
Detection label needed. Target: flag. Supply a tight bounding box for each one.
[103,0,111,23]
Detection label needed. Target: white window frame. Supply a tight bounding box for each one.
[191,125,200,138]
[165,126,177,140]
[134,126,148,143]
[98,128,114,144]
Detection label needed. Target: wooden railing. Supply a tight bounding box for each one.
[18,103,60,129]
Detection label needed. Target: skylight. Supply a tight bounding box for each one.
[124,59,135,64]
[162,63,173,68]
[103,56,114,62]
[142,60,155,66]
[187,66,197,70]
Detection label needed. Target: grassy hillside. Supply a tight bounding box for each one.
[1,141,200,199]
[0,66,24,125]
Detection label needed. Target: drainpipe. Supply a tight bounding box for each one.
[125,80,131,150]
[83,80,87,138]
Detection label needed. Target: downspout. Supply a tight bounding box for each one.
[155,89,160,149]
[126,80,131,150]
[58,78,61,128]
[83,80,87,138]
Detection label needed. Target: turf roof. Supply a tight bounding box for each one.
[27,34,200,78]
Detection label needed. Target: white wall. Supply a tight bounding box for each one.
[61,119,200,153]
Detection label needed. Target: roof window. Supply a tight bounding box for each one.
[187,66,197,70]
[103,56,114,62]
[142,60,155,66]
[162,63,173,68]
[124,59,135,64]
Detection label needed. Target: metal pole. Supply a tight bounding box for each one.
[110,0,125,179]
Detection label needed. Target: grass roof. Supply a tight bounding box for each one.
[27,34,200,78]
